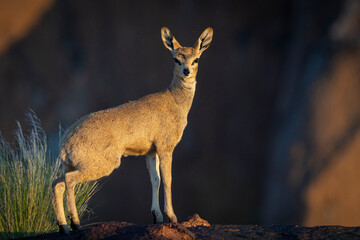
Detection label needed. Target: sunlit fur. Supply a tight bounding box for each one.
[52,27,213,234]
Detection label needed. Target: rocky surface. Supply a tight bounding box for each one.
[18,214,360,240]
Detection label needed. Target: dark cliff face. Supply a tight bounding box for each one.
[1,0,360,226]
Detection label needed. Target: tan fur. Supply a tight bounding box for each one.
[52,27,213,231]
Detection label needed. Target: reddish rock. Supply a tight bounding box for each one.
[145,223,195,240]
[82,222,195,240]
[16,215,360,240]
[181,214,211,227]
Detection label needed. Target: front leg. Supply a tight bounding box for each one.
[158,152,178,223]
[146,153,163,223]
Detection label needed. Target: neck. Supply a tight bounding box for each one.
[169,71,197,112]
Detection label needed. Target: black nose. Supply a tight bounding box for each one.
[183,68,190,76]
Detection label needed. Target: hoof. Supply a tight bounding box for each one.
[169,215,178,223]
[70,220,80,231]
[152,210,164,224]
[59,224,70,235]
[152,211,157,224]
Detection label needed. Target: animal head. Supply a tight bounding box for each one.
[161,27,213,80]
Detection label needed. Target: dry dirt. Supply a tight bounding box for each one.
[18,214,360,240]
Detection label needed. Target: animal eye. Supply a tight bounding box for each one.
[174,58,181,65]
[192,58,199,65]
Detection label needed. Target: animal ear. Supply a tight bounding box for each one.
[194,27,213,53]
[161,27,181,53]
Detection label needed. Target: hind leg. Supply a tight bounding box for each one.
[52,176,70,235]
[65,170,84,231]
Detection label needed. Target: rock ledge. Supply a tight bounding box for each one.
[18,214,360,240]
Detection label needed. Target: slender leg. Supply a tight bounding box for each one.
[52,176,70,235]
[159,152,178,223]
[146,153,163,223]
[65,170,83,231]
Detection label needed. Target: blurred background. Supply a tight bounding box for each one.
[1,0,360,226]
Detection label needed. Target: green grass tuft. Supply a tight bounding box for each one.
[0,112,99,239]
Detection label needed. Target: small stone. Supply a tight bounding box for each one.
[181,214,211,227]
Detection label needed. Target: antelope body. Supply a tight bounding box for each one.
[52,27,213,235]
